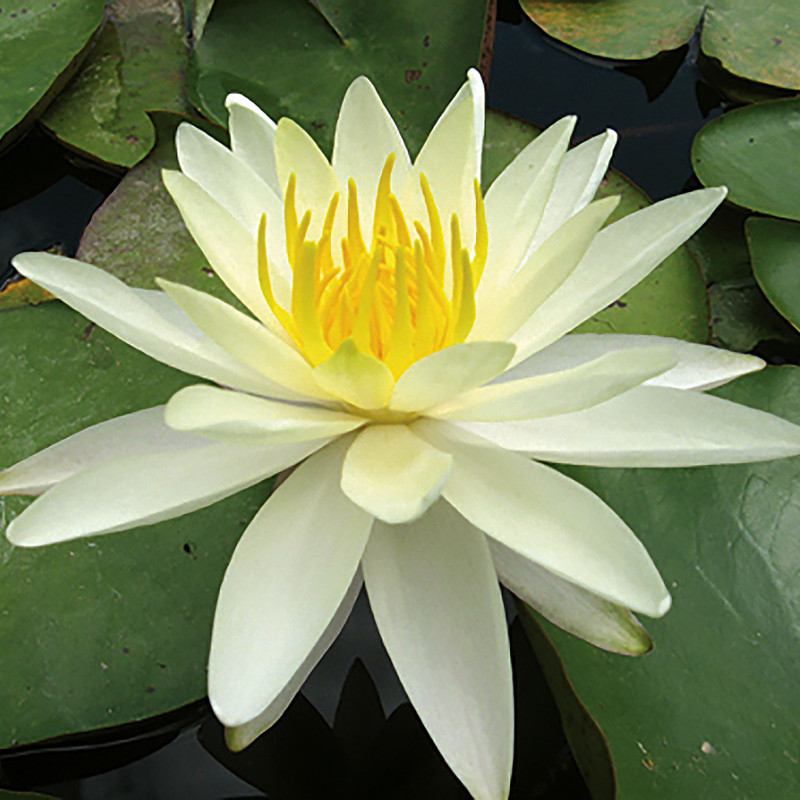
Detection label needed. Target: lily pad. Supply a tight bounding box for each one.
[529,366,800,798]
[521,0,800,91]
[687,205,798,351]
[0,0,105,149]
[0,302,269,748]
[692,98,800,222]
[484,111,709,343]
[185,0,490,154]
[75,111,237,306]
[40,0,189,168]
[747,216,800,332]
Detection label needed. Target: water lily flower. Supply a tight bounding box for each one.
[5,69,800,800]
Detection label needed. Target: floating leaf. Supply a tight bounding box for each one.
[185,0,490,154]
[521,0,800,90]
[693,98,800,221]
[0,0,105,149]
[688,205,798,351]
[40,0,189,168]
[75,111,237,305]
[0,303,269,748]
[747,216,800,332]
[484,111,709,343]
[529,367,800,798]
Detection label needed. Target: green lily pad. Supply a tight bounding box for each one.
[0,302,269,748]
[74,111,237,306]
[747,217,800,332]
[521,0,800,91]
[687,205,798,351]
[185,0,490,154]
[0,0,105,149]
[692,98,800,222]
[40,0,189,168]
[484,111,709,343]
[528,366,800,798]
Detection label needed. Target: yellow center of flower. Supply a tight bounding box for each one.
[257,154,488,378]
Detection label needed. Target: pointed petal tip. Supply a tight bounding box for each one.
[224,92,255,110]
[655,591,672,618]
[224,724,254,752]
[5,518,42,548]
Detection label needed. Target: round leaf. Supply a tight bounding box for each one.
[521,0,800,91]
[532,366,800,798]
[0,303,269,748]
[40,0,189,168]
[747,216,800,332]
[688,205,798,351]
[0,0,105,148]
[185,0,490,154]
[692,98,800,221]
[75,111,238,306]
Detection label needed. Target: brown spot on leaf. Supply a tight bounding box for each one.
[423,35,430,47]
[405,69,422,83]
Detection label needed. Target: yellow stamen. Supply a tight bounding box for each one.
[472,178,488,285]
[386,247,413,376]
[257,154,487,385]
[420,173,446,281]
[292,240,332,365]
[284,173,298,264]
[257,213,297,337]
[453,249,476,345]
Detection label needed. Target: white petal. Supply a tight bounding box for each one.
[162,169,292,327]
[6,438,323,546]
[415,420,670,616]
[531,128,618,249]
[312,339,395,410]
[472,196,619,340]
[480,115,575,295]
[503,333,765,391]
[491,539,652,655]
[165,384,364,444]
[11,252,280,396]
[176,122,283,236]
[432,345,677,421]
[511,187,728,363]
[273,118,341,240]
[226,93,280,193]
[0,407,203,496]
[332,76,411,232]
[208,438,373,726]
[225,570,363,751]
[157,279,329,402]
[341,425,452,523]
[461,385,800,467]
[401,69,484,248]
[389,342,515,412]
[363,500,512,800]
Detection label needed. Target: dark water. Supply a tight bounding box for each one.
[0,11,722,799]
